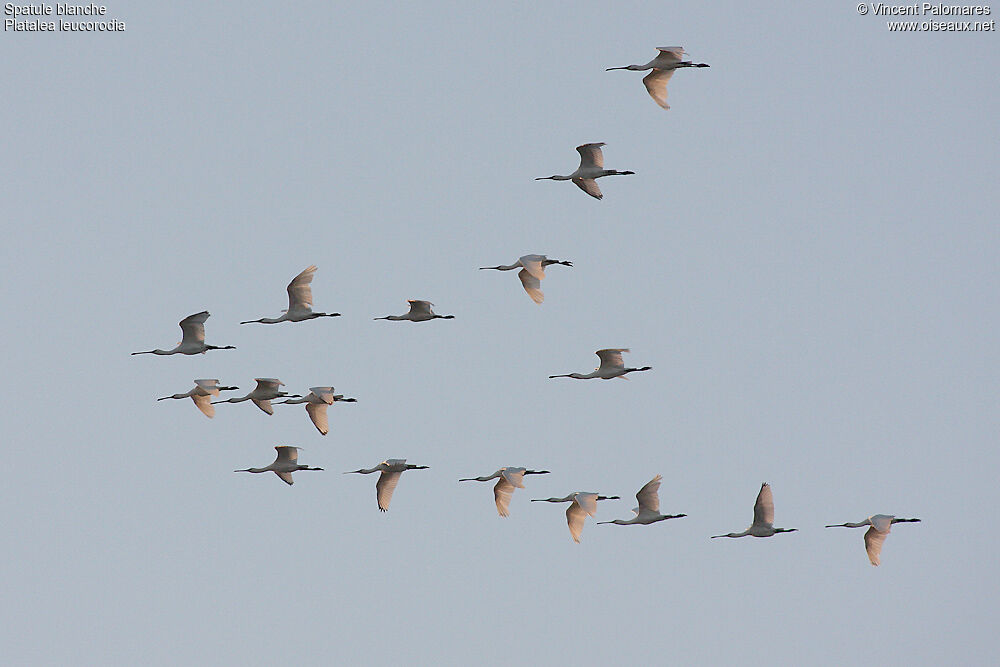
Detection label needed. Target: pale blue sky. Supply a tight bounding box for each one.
[2,2,998,665]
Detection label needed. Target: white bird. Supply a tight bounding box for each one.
[156,379,239,418]
[212,378,300,415]
[345,459,430,511]
[535,143,635,200]
[825,514,921,566]
[711,483,798,539]
[240,265,341,325]
[374,300,454,322]
[234,446,323,485]
[479,254,573,304]
[531,492,620,543]
[459,467,551,517]
[131,311,236,356]
[549,348,652,380]
[277,386,357,435]
[597,475,687,526]
[606,46,710,110]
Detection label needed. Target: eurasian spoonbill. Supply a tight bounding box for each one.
[606,46,709,110]
[277,386,357,435]
[131,311,235,356]
[459,467,551,517]
[234,446,322,485]
[549,348,651,380]
[240,265,341,325]
[531,492,620,543]
[825,514,921,566]
[156,379,239,418]
[479,254,573,304]
[535,143,634,200]
[212,378,300,415]
[711,483,798,539]
[374,300,454,322]
[345,459,430,511]
[597,475,687,526]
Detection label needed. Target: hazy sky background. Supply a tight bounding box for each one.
[2,2,998,665]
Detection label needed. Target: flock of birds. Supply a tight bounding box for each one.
[132,48,920,566]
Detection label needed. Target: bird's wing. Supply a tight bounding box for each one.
[276,471,294,486]
[572,178,603,200]
[870,515,893,532]
[518,255,547,281]
[596,348,627,371]
[574,493,599,517]
[566,502,588,543]
[864,526,888,566]
[275,446,299,464]
[501,468,527,489]
[287,265,317,310]
[309,387,337,404]
[179,311,209,345]
[191,393,215,418]
[305,402,329,435]
[654,46,686,63]
[753,483,775,526]
[636,475,662,513]
[517,269,544,304]
[255,378,282,391]
[576,143,605,169]
[494,477,515,517]
[642,68,676,110]
[193,379,221,395]
[376,471,403,511]
[407,300,433,316]
[253,398,275,415]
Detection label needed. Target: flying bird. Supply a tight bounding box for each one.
[549,348,651,380]
[345,459,430,511]
[711,483,798,539]
[156,379,239,418]
[825,514,921,566]
[479,254,573,304]
[374,300,454,322]
[234,446,323,485]
[598,475,687,526]
[535,143,634,200]
[606,46,709,110]
[459,467,551,517]
[531,492,620,543]
[240,265,341,325]
[212,378,300,415]
[277,386,357,435]
[131,311,235,356]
